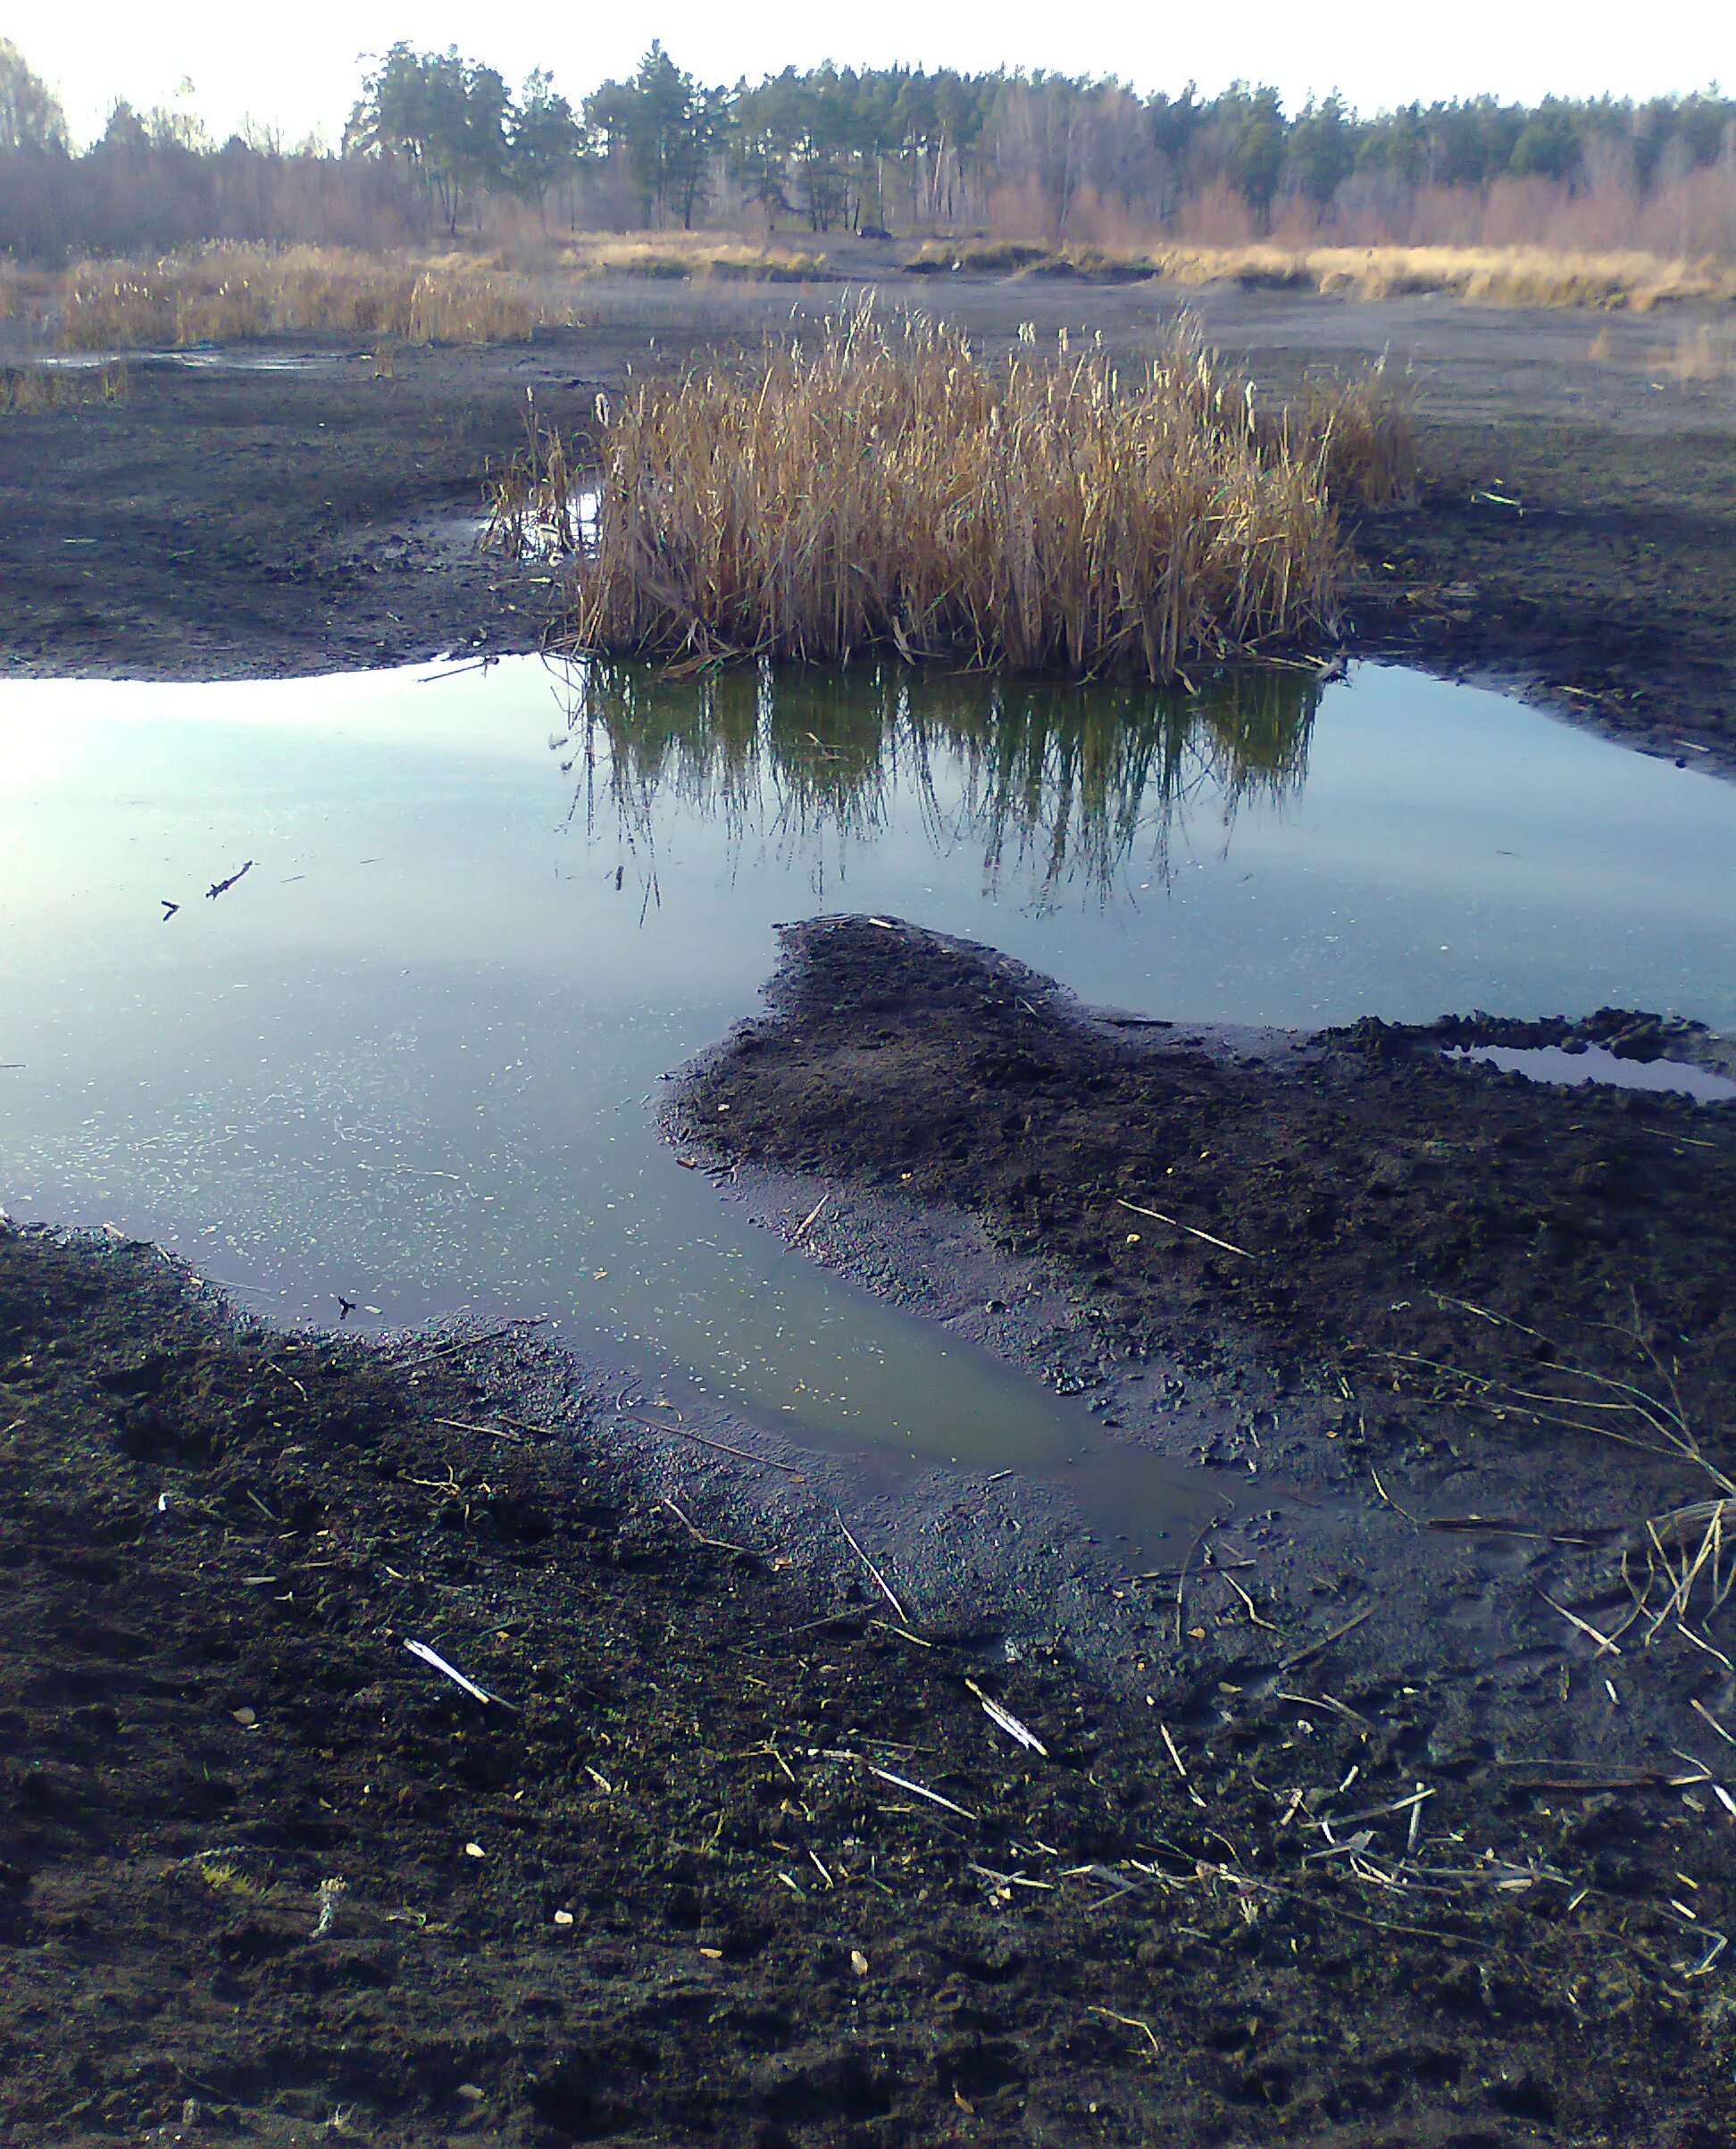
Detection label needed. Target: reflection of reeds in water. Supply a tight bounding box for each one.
[567,658,1319,907]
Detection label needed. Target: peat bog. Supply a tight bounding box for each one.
[1,275,1733,2145]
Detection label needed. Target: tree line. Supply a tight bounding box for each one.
[2,35,1732,261]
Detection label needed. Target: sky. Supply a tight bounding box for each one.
[12,0,1732,148]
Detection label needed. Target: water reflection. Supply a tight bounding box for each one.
[2,656,1731,1539]
[568,660,1320,906]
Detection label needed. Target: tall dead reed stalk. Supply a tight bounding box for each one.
[562,308,1388,681]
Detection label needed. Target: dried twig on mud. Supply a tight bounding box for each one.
[836,1510,910,1626]
[1086,2006,1162,2061]
[789,1192,832,1245]
[1533,1585,1624,1656]
[1381,1292,1733,1496]
[628,1411,805,1477]
[1116,1197,1256,1259]
[864,1762,975,1820]
[399,1316,548,1367]
[1279,1601,1376,1670]
[404,1637,515,1709]
[964,1677,1048,1756]
[660,1495,755,1556]
[1172,1518,1218,1645]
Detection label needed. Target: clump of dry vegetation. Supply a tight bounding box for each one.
[559,307,1409,680]
[1657,320,1736,384]
[557,233,828,281]
[54,245,545,349]
[1263,243,1736,311]
[0,358,128,412]
[1290,356,1416,508]
[906,238,1736,313]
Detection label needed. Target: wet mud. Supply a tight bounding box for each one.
[4,1214,1736,2147]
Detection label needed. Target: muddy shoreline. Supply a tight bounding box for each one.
[5,1193,1736,2146]
[669,921,1736,1746]
[4,923,1736,2140]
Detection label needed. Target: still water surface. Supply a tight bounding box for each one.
[2,657,1731,1493]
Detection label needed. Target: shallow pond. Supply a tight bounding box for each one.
[2,657,1732,1514]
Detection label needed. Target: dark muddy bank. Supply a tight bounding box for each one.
[673,920,1736,1441]
[0,349,571,681]
[4,1218,1736,2148]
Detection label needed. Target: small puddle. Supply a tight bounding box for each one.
[465,489,600,558]
[1,657,1732,1544]
[1445,1043,1736,1102]
[163,349,355,373]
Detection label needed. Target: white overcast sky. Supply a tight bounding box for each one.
[12,0,1733,147]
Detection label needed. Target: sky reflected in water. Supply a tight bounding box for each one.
[1,655,1731,1493]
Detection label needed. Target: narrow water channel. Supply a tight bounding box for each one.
[2,657,1731,1504]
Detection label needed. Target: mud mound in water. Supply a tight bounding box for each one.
[675,916,1736,1470]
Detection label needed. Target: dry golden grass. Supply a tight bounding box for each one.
[0,359,129,413]
[1117,241,1736,313]
[906,236,1736,312]
[1655,320,1736,383]
[559,306,1401,681]
[55,246,546,350]
[1289,357,1417,510]
[556,234,829,281]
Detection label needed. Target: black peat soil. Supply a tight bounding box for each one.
[0,347,595,681]
[4,1204,1736,2149]
[1347,415,1736,772]
[674,920,1736,1437]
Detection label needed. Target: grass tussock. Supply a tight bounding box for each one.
[0,359,128,413]
[561,307,1406,680]
[55,246,544,350]
[1656,321,1736,384]
[556,234,829,282]
[1293,358,1416,510]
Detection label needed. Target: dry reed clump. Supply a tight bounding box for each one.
[55,246,542,350]
[561,309,1383,681]
[484,396,592,558]
[1286,358,1417,510]
[556,234,828,281]
[0,359,128,413]
[914,238,1736,313]
[1656,321,1736,384]
[1147,242,1736,313]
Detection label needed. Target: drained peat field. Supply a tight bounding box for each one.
[2,275,1735,2147]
